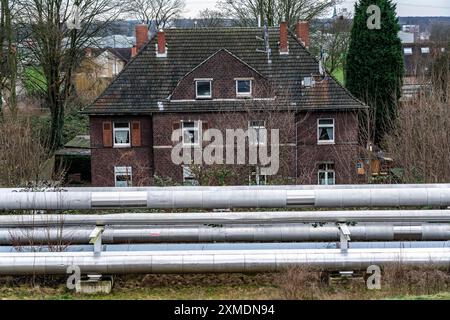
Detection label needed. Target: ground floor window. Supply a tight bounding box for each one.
[249,167,267,185]
[115,166,132,187]
[318,163,335,185]
[182,165,198,185]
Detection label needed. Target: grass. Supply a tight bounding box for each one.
[332,67,345,85]
[1,270,450,300]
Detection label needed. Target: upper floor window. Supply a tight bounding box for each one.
[317,118,334,144]
[318,163,335,185]
[113,122,130,147]
[115,166,132,187]
[236,79,252,97]
[182,121,200,146]
[421,47,430,54]
[196,79,212,99]
[249,120,266,145]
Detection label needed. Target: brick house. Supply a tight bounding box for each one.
[84,22,367,187]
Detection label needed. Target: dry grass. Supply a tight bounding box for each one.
[276,265,450,300]
[1,266,450,300]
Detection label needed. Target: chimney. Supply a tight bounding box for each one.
[131,46,137,58]
[156,29,167,57]
[296,21,310,49]
[279,21,289,55]
[135,24,149,52]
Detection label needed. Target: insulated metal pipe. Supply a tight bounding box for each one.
[2,223,450,244]
[2,241,450,253]
[1,247,450,274]
[0,185,449,210]
[2,210,450,227]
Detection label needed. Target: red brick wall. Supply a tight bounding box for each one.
[90,116,153,186]
[296,110,360,184]
[89,110,362,186]
[171,50,272,100]
[152,112,296,184]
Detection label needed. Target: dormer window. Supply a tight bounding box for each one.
[236,79,252,97]
[196,79,212,99]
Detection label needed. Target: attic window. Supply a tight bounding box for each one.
[302,77,316,87]
[196,79,212,99]
[404,47,413,55]
[236,79,252,97]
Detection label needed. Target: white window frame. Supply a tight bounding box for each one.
[317,163,335,185]
[195,79,212,99]
[113,122,131,148]
[235,78,252,97]
[114,166,132,187]
[182,165,198,185]
[249,167,267,185]
[182,120,200,147]
[403,47,413,55]
[248,120,266,145]
[421,47,430,54]
[317,118,335,145]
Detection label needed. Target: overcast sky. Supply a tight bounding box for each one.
[183,0,450,18]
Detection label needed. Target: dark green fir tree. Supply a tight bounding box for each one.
[345,0,404,145]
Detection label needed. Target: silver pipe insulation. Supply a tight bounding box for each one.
[3,241,450,253]
[1,185,449,210]
[2,210,450,227]
[1,247,450,274]
[1,223,450,244]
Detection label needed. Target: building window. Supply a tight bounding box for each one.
[249,167,267,185]
[421,47,430,54]
[182,165,198,185]
[182,121,200,146]
[113,122,130,147]
[114,166,132,187]
[403,47,413,55]
[236,79,252,97]
[317,118,335,144]
[248,120,266,145]
[318,163,335,185]
[196,79,212,98]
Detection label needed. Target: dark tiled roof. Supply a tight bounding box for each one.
[85,28,366,114]
[108,48,132,62]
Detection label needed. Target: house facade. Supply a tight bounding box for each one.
[74,47,132,100]
[85,23,366,187]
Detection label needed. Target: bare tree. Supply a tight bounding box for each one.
[218,0,338,28]
[0,0,18,119]
[325,14,351,74]
[126,0,185,29]
[385,51,450,183]
[197,9,227,28]
[15,0,123,150]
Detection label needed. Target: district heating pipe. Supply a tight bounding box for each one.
[2,223,450,244]
[1,247,450,274]
[0,185,449,210]
[1,210,450,227]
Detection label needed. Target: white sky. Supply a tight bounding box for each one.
[182,0,450,18]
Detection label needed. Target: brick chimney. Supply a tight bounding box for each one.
[131,46,137,58]
[135,24,149,52]
[156,29,167,57]
[279,21,289,55]
[296,21,310,49]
